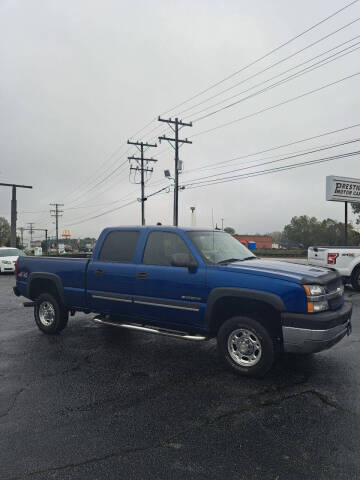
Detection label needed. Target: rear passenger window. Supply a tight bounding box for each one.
[99,231,140,263]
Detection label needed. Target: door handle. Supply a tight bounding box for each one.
[136,272,148,279]
[95,269,104,276]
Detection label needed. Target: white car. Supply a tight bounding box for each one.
[0,247,25,273]
[308,246,360,290]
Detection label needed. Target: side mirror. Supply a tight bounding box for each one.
[171,253,197,272]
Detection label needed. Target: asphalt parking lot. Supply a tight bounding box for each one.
[1,273,360,480]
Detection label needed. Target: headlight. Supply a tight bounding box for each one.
[303,284,329,313]
[304,285,326,296]
[2,260,11,265]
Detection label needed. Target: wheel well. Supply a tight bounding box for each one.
[209,296,282,338]
[29,278,61,302]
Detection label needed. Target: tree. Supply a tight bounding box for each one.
[0,217,10,246]
[352,203,360,224]
[224,227,235,235]
[282,215,359,248]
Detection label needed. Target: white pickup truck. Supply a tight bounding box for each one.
[308,246,360,290]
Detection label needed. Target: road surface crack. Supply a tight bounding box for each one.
[0,388,25,419]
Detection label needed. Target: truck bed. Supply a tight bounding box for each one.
[16,256,91,309]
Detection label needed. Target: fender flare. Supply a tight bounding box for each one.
[27,272,66,305]
[204,287,286,330]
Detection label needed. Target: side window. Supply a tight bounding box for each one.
[99,231,140,263]
[143,231,193,266]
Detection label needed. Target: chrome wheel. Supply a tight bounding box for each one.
[227,328,262,367]
[38,301,56,326]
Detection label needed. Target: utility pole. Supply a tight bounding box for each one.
[345,201,348,246]
[27,222,35,245]
[50,203,64,253]
[221,218,224,230]
[18,227,25,250]
[0,182,32,247]
[127,140,157,226]
[158,117,192,226]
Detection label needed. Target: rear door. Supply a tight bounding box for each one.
[134,230,207,328]
[87,229,140,317]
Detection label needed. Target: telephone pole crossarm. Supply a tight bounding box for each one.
[158,135,192,145]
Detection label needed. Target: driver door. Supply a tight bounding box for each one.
[134,230,207,328]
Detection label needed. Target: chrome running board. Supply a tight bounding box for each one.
[93,316,208,341]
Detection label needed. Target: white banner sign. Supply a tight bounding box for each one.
[326,175,360,203]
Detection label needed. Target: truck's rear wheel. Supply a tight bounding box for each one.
[34,293,68,334]
[351,267,360,291]
[217,316,275,377]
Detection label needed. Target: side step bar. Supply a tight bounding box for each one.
[93,316,208,341]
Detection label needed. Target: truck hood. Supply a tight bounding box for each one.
[217,258,333,284]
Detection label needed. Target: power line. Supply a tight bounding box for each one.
[66,199,139,227]
[162,0,360,115]
[191,71,360,138]
[185,122,360,174]
[179,19,360,119]
[193,44,360,123]
[188,34,360,120]
[183,150,360,189]
[184,137,360,184]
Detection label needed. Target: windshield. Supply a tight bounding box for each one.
[186,231,256,264]
[0,248,24,257]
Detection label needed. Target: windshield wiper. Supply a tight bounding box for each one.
[216,258,241,265]
[242,256,257,261]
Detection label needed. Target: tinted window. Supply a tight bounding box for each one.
[143,231,193,266]
[99,231,140,263]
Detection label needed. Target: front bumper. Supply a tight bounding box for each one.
[282,301,352,354]
[1,266,15,273]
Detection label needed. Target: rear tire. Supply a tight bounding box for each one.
[217,315,275,377]
[34,293,69,334]
[351,266,360,291]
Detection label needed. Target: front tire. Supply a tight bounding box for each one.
[217,316,275,377]
[34,293,69,334]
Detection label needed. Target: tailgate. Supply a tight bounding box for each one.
[308,247,328,266]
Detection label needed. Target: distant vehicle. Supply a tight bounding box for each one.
[14,227,352,377]
[308,246,360,291]
[0,247,25,273]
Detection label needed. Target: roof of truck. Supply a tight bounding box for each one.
[105,226,221,232]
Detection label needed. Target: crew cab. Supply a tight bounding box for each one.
[13,227,352,376]
[308,246,360,291]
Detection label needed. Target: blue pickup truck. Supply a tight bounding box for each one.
[13,226,352,376]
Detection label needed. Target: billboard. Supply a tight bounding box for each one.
[326,176,360,203]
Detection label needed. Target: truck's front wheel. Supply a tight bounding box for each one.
[34,293,69,334]
[217,316,275,377]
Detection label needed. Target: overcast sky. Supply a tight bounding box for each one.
[1,0,360,242]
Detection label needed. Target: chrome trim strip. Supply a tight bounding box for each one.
[92,294,132,303]
[134,300,200,312]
